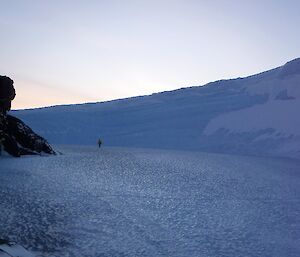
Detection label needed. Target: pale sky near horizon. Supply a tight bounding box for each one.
[0,0,299,109]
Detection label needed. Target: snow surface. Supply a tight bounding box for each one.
[1,146,299,257]
[203,59,300,159]
[0,242,36,257]
[13,58,300,159]
[204,99,300,138]
[205,63,300,138]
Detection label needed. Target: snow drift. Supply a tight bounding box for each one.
[13,58,300,159]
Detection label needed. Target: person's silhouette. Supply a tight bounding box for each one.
[98,138,102,148]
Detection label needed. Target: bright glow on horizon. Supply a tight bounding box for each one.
[1,0,300,109]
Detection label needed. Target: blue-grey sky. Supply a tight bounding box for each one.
[0,0,299,109]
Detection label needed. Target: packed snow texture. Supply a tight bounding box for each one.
[204,58,300,158]
[13,58,300,159]
[0,146,299,257]
[0,242,36,257]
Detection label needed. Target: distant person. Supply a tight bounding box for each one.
[98,138,102,148]
[0,75,56,157]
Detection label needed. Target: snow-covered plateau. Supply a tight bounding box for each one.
[1,146,299,257]
[14,58,300,160]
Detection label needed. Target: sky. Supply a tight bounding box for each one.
[0,0,299,109]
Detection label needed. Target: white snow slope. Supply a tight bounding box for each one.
[13,58,300,159]
[0,146,299,257]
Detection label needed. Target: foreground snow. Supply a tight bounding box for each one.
[0,146,299,256]
[0,241,36,257]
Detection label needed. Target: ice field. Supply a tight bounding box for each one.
[0,146,299,256]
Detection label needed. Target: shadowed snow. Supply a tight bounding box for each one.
[1,146,299,256]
